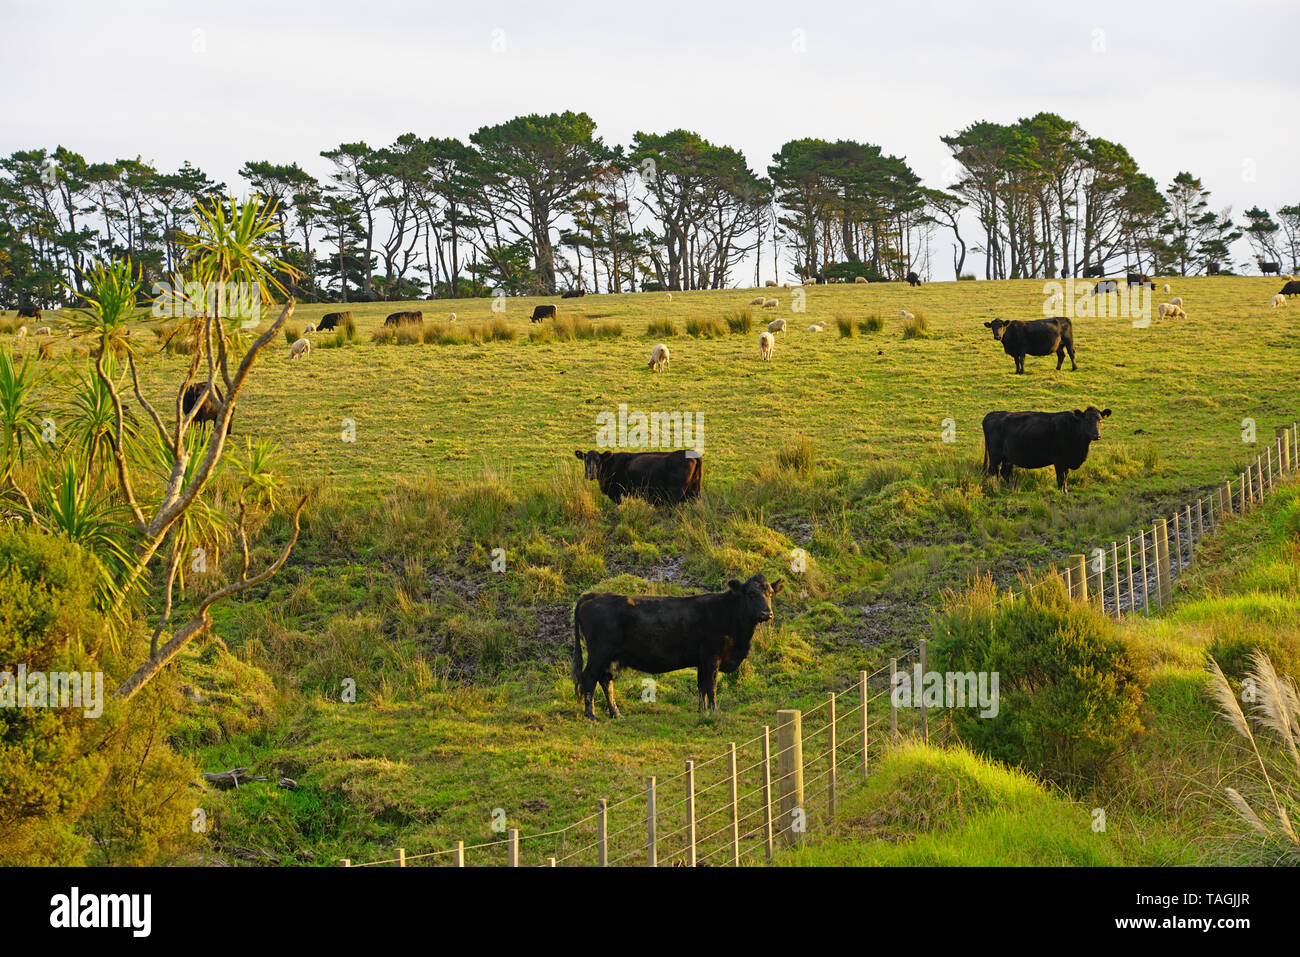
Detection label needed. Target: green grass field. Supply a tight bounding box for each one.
[5,275,1294,865]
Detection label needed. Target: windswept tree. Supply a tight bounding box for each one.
[1161,172,1239,275]
[1242,206,1282,268]
[470,112,603,294]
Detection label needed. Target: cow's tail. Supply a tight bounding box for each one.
[571,603,585,700]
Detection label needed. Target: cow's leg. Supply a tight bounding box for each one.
[580,659,602,720]
[1055,464,1069,492]
[1056,346,1065,370]
[599,672,620,719]
[1066,342,1077,370]
[709,669,721,713]
[696,668,710,714]
[1000,462,1013,481]
[1015,354,1025,374]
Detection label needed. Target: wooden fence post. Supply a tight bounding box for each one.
[685,760,696,867]
[919,639,929,746]
[1185,505,1195,564]
[454,841,464,867]
[397,848,405,868]
[507,829,519,867]
[1069,554,1088,602]
[728,742,740,867]
[597,798,608,867]
[827,692,837,822]
[340,859,351,867]
[1138,529,1150,615]
[1240,471,1248,512]
[859,670,869,779]
[889,658,899,745]
[1172,511,1181,576]
[776,709,804,848]
[1125,536,1135,614]
[761,727,774,862]
[547,857,556,867]
[1111,541,1121,618]
[647,777,657,867]
[1197,499,1205,540]
[1153,519,1171,608]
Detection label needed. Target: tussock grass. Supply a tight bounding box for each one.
[902,310,929,339]
[724,309,753,334]
[645,317,680,338]
[686,316,726,339]
[859,312,884,333]
[835,315,855,337]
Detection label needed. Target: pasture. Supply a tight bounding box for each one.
[3,275,1292,865]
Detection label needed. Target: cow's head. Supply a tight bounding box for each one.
[728,574,784,624]
[575,449,608,480]
[984,319,1009,341]
[1073,406,1112,441]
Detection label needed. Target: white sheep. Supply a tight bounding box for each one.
[303,322,316,333]
[854,276,868,284]
[767,317,787,335]
[1272,293,1287,308]
[805,322,825,332]
[665,292,672,301]
[34,326,52,336]
[758,331,775,361]
[1157,302,1177,319]
[1162,283,1171,294]
[762,298,778,309]
[16,326,27,338]
[448,312,457,321]
[647,342,670,371]
[289,337,311,360]
[748,296,765,306]
[900,311,914,321]
[764,280,778,288]
[1170,296,1182,307]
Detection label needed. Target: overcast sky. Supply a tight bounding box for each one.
[3,0,1297,277]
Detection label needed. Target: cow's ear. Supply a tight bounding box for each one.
[770,579,784,595]
[1102,408,1112,418]
[574,450,585,460]
[1073,409,1084,418]
[983,322,992,328]
[727,579,742,592]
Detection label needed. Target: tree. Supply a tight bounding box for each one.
[1242,206,1281,268]
[1161,172,1238,276]
[1278,204,1300,272]
[470,112,603,294]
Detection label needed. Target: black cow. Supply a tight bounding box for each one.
[1126,272,1155,288]
[983,406,1112,492]
[1281,280,1300,297]
[906,271,922,287]
[1259,261,1281,276]
[1082,264,1106,279]
[571,574,783,718]
[384,310,423,326]
[16,305,41,320]
[575,448,702,504]
[181,383,231,436]
[1092,279,1119,295]
[531,304,557,323]
[561,289,586,299]
[1207,263,1221,276]
[984,317,1076,374]
[318,310,351,331]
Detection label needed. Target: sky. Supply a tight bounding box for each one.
[2,0,1297,278]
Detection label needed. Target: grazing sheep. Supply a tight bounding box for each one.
[758,331,775,361]
[900,311,914,321]
[764,280,778,288]
[782,283,790,290]
[1162,283,1171,294]
[289,337,311,360]
[1157,302,1177,319]
[805,323,825,332]
[448,312,456,321]
[854,276,868,284]
[1272,293,1287,308]
[648,342,670,372]
[34,326,51,336]
[762,298,778,309]
[1170,296,1182,307]
[767,317,787,335]
[665,292,672,301]
[16,326,27,338]
[748,296,765,306]
[303,322,316,333]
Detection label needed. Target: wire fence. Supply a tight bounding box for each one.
[340,422,1298,868]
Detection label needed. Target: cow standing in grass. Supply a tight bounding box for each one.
[982,407,1112,492]
[574,448,702,504]
[572,574,783,718]
[984,317,1077,374]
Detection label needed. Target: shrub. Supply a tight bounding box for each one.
[725,309,753,334]
[422,321,468,345]
[859,312,884,333]
[835,316,855,338]
[395,324,422,345]
[283,325,301,345]
[958,274,977,281]
[594,321,624,340]
[686,316,726,339]
[930,575,1145,788]
[645,318,680,338]
[371,326,396,345]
